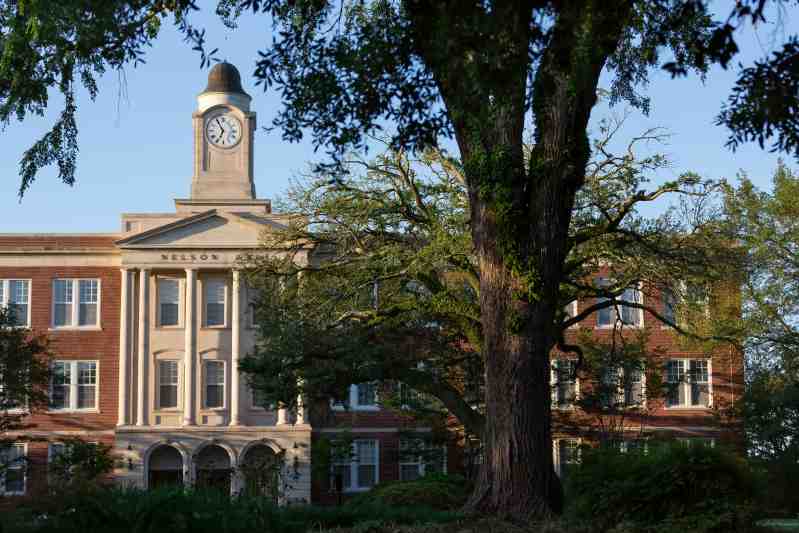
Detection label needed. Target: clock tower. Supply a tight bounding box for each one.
[187,62,258,204]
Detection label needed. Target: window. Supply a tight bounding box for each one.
[0,280,30,327]
[551,359,577,408]
[250,387,271,410]
[333,383,380,411]
[553,439,580,478]
[158,278,181,327]
[204,361,225,409]
[246,284,261,328]
[399,438,447,481]
[595,279,643,328]
[600,365,645,408]
[356,383,377,407]
[618,439,649,454]
[50,361,98,411]
[666,359,711,408]
[1,443,26,495]
[677,437,716,448]
[619,287,643,326]
[158,361,180,409]
[662,286,677,324]
[49,442,67,463]
[204,279,226,327]
[52,279,100,328]
[332,440,379,492]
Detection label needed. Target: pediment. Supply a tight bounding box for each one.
[116,210,282,249]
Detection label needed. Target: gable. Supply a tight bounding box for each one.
[117,212,265,249]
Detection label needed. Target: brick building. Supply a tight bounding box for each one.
[0,63,742,502]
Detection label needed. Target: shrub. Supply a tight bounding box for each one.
[348,473,471,510]
[565,442,757,533]
[3,487,460,533]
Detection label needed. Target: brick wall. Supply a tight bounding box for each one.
[0,266,120,432]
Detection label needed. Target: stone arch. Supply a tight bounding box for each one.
[193,441,235,495]
[239,441,284,501]
[144,442,187,490]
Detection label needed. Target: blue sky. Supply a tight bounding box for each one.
[0,5,796,233]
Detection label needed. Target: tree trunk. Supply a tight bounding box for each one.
[405,0,632,520]
[464,173,571,519]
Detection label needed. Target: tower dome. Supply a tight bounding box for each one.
[201,62,249,96]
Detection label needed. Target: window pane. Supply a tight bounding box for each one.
[357,383,377,406]
[205,280,226,326]
[597,301,613,326]
[158,279,180,327]
[620,288,641,325]
[0,281,4,304]
[53,280,73,326]
[77,362,97,409]
[8,281,29,326]
[51,362,71,409]
[553,360,576,407]
[78,280,98,326]
[662,287,677,324]
[332,464,351,490]
[624,368,644,406]
[400,464,421,481]
[205,362,224,408]
[357,465,376,488]
[5,468,24,494]
[356,440,376,464]
[159,361,179,409]
[689,360,709,407]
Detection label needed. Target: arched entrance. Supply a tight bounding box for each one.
[148,445,184,489]
[240,444,281,501]
[195,444,232,494]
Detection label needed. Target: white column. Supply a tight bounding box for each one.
[230,269,241,426]
[136,269,150,426]
[117,269,131,426]
[277,404,288,425]
[183,268,197,426]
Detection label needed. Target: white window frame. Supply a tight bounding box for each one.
[202,360,226,410]
[49,360,99,412]
[552,438,581,478]
[665,358,713,409]
[595,279,644,329]
[0,279,32,327]
[550,359,579,409]
[398,438,447,481]
[332,439,380,492]
[156,360,182,411]
[156,277,183,329]
[51,278,101,329]
[1,442,27,496]
[202,277,228,328]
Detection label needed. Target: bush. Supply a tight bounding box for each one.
[565,442,757,533]
[2,487,460,533]
[348,473,471,511]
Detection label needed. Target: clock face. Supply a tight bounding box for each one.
[205,113,242,148]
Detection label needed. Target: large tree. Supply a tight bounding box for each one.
[240,120,736,517]
[724,163,799,461]
[1,0,792,518]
